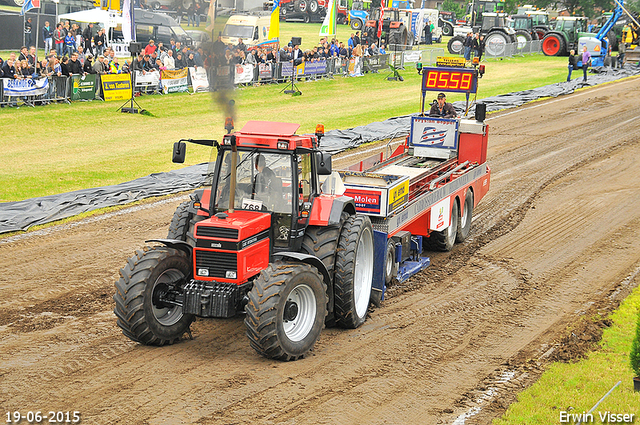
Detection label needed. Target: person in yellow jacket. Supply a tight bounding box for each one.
[109,57,122,74]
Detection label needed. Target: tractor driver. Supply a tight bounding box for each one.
[429,92,457,118]
[253,154,277,199]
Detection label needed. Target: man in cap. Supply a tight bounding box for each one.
[429,92,457,118]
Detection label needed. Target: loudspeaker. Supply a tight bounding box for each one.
[291,37,302,46]
[129,42,143,55]
[475,102,486,121]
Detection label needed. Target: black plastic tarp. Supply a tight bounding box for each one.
[2,65,639,234]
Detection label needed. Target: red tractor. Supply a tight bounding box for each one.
[114,122,375,360]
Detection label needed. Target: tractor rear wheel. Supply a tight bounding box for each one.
[455,189,473,243]
[542,33,565,56]
[427,199,459,252]
[515,30,532,51]
[245,262,327,361]
[113,246,194,346]
[334,215,374,328]
[447,35,465,55]
[167,200,193,241]
[484,31,510,56]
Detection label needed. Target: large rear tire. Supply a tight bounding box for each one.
[515,30,532,51]
[455,189,473,243]
[334,215,374,329]
[427,199,459,252]
[542,33,565,56]
[447,35,465,55]
[484,31,509,56]
[245,262,327,361]
[113,246,194,346]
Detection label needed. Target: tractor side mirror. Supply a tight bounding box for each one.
[316,152,332,175]
[172,141,186,163]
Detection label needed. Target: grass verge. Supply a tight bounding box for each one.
[494,282,640,424]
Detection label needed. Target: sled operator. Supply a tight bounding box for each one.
[429,92,457,118]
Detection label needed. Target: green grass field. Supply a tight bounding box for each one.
[494,285,640,424]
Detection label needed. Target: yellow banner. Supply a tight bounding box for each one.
[435,57,467,67]
[101,73,131,101]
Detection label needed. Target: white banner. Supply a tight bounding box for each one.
[3,78,49,96]
[430,197,451,231]
[135,70,160,87]
[188,67,209,92]
[234,64,254,84]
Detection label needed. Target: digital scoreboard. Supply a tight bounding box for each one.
[421,67,478,94]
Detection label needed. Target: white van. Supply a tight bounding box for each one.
[221,14,279,50]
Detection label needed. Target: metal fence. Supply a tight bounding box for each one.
[0,76,72,108]
[484,40,543,59]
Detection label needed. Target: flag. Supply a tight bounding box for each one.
[319,0,336,37]
[206,0,217,33]
[269,0,280,40]
[20,0,39,16]
[377,7,384,39]
[122,0,135,42]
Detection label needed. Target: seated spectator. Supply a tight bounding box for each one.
[19,59,35,78]
[369,43,379,56]
[109,57,122,74]
[379,44,386,54]
[132,53,146,73]
[60,56,71,76]
[93,55,107,74]
[143,54,153,70]
[18,46,29,62]
[46,57,62,76]
[163,49,176,70]
[175,52,187,69]
[186,52,198,69]
[77,46,86,65]
[121,59,131,74]
[2,59,17,79]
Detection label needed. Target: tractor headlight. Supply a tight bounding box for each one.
[226,271,237,279]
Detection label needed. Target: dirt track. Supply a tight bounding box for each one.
[2,77,640,425]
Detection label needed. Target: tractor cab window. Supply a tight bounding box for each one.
[214,150,293,215]
[297,153,313,207]
[353,0,363,10]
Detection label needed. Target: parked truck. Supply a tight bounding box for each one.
[113,62,491,361]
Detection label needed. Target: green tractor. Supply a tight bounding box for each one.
[542,16,590,56]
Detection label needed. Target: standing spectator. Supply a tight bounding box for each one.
[144,39,157,55]
[187,2,195,26]
[132,53,146,73]
[25,17,33,48]
[175,51,186,69]
[566,49,577,81]
[175,5,184,24]
[348,33,355,49]
[424,20,432,45]
[83,23,95,54]
[60,56,71,76]
[43,21,53,53]
[194,1,201,27]
[476,35,485,61]
[54,23,65,57]
[163,49,176,69]
[109,57,122,73]
[28,46,37,67]
[94,29,105,56]
[379,43,386,54]
[236,39,246,53]
[463,32,473,61]
[69,52,84,75]
[65,30,76,56]
[186,52,198,69]
[581,46,591,82]
[354,31,361,46]
[93,55,107,74]
[84,55,95,73]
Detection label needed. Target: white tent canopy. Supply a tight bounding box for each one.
[59,8,123,29]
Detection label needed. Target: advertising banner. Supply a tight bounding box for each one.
[303,60,327,75]
[281,62,305,77]
[258,63,273,80]
[410,116,459,159]
[234,64,254,84]
[161,68,189,94]
[188,67,209,92]
[71,74,96,100]
[134,70,160,89]
[364,54,389,71]
[101,73,132,101]
[3,78,49,97]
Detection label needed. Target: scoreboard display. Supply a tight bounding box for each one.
[421,67,478,94]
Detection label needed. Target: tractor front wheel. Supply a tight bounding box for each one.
[113,246,194,346]
[245,263,327,361]
[447,35,465,55]
[334,215,374,328]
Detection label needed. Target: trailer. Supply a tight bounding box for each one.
[113,60,491,361]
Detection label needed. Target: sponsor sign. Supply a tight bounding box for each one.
[161,68,189,94]
[3,78,49,96]
[403,49,422,63]
[281,62,306,77]
[364,54,389,71]
[435,56,466,67]
[345,188,382,215]
[259,63,273,80]
[430,197,451,231]
[388,179,409,212]
[134,70,160,88]
[71,74,96,100]
[303,60,327,75]
[101,73,131,101]
[234,64,254,84]
[410,116,459,159]
[188,67,209,92]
